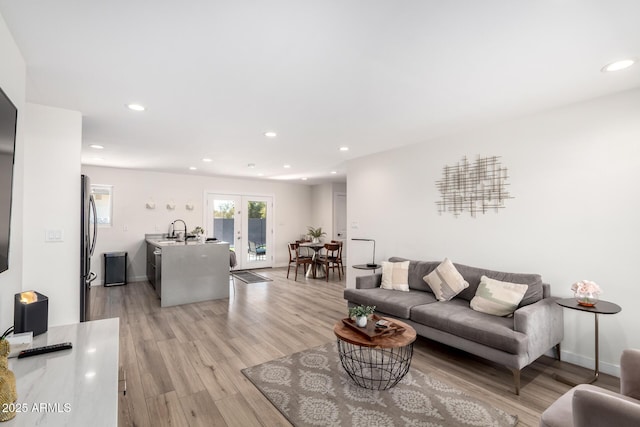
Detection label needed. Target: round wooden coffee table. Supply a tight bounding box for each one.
[333,317,417,390]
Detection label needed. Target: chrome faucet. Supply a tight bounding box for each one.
[172,219,188,241]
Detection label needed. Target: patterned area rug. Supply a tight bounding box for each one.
[232,271,273,284]
[242,343,518,427]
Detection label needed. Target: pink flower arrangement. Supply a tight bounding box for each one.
[571,280,602,295]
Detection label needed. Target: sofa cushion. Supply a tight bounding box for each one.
[389,257,544,306]
[470,276,529,317]
[344,288,437,319]
[410,299,527,354]
[452,262,544,306]
[389,257,438,292]
[381,261,410,291]
[423,258,469,301]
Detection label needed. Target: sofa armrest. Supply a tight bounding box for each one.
[622,349,640,400]
[573,388,640,427]
[513,297,563,361]
[356,273,382,289]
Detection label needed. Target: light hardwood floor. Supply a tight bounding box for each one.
[90,268,619,427]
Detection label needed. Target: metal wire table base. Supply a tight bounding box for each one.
[336,339,414,390]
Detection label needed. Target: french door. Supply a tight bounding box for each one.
[205,193,273,270]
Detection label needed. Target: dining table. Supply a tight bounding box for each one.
[299,241,326,278]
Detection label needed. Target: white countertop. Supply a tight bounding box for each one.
[6,318,119,426]
[146,237,229,248]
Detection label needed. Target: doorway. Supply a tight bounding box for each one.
[334,192,347,264]
[206,193,273,270]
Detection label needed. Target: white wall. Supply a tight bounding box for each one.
[22,104,82,326]
[0,12,25,331]
[346,89,640,376]
[81,165,313,284]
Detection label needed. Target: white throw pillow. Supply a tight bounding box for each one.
[381,261,410,292]
[423,258,469,301]
[470,275,529,317]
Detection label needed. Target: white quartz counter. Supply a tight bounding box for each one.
[6,318,119,426]
[146,236,229,248]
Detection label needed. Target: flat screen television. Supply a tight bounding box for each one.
[0,86,17,274]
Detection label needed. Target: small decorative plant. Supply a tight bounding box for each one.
[571,280,602,307]
[191,226,205,235]
[307,226,327,242]
[348,305,376,327]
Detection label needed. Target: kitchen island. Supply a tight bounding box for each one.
[146,234,230,307]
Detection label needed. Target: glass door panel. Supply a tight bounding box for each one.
[245,197,271,268]
[207,197,240,251]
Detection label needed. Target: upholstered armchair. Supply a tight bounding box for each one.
[540,349,640,427]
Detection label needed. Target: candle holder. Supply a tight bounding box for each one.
[14,291,49,336]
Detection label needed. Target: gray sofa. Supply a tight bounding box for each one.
[344,257,564,394]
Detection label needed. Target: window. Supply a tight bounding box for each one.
[91,184,113,227]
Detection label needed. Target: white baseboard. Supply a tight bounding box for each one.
[560,349,620,378]
[92,275,148,287]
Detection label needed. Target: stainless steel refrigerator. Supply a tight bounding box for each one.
[80,174,98,322]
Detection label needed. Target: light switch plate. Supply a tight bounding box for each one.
[45,229,64,242]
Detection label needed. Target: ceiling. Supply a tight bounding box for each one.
[1,1,639,185]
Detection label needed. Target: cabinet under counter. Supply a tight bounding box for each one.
[145,235,230,307]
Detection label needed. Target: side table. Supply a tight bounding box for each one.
[352,264,381,274]
[554,298,621,385]
[334,317,416,390]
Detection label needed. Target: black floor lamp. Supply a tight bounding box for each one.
[351,238,377,267]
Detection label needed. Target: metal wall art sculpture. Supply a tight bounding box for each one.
[436,155,513,217]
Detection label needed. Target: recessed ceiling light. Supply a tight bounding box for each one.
[339,146,349,151]
[202,158,212,162]
[264,131,277,138]
[301,177,308,181]
[283,164,291,169]
[189,166,197,170]
[331,171,337,174]
[257,173,264,177]
[126,103,145,111]
[601,58,635,72]
[248,163,256,168]
[89,144,104,150]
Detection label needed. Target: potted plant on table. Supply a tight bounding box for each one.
[307,226,327,243]
[348,305,376,327]
[571,280,602,307]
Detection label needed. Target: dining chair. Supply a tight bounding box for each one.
[287,242,313,281]
[332,240,345,276]
[318,242,341,281]
[296,239,312,257]
[229,249,238,295]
